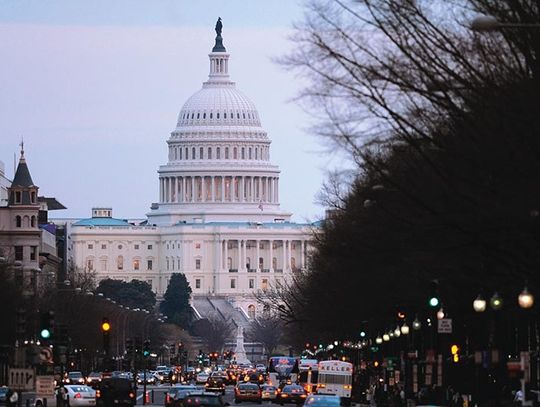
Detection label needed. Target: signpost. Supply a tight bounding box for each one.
[437,318,453,334]
[8,367,35,391]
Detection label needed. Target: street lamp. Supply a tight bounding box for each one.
[490,292,503,310]
[401,323,410,335]
[518,287,534,309]
[436,308,445,320]
[383,333,390,342]
[473,294,487,312]
[471,15,540,32]
[375,336,383,344]
[394,327,401,337]
[412,317,422,331]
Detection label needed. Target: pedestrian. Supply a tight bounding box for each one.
[7,388,18,407]
[514,388,524,405]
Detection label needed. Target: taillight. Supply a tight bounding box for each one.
[129,392,135,399]
[165,394,170,403]
[74,393,82,399]
[96,390,101,398]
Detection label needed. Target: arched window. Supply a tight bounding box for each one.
[179,148,182,160]
[249,148,252,159]
[259,257,264,269]
[224,112,227,119]
[225,147,229,159]
[200,147,204,159]
[197,113,200,119]
[241,147,245,159]
[210,112,213,119]
[185,147,188,159]
[255,148,258,160]
[217,147,221,159]
[248,305,256,319]
[15,215,21,227]
[192,147,196,159]
[233,147,237,159]
[208,147,212,159]
[272,257,277,270]
[30,216,36,228]
[117,255,124,270]
[174,148,178,160]
[191,113,194,119]
[217,113,220,119]
[203,112,206,119]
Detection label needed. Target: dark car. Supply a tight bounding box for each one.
[205,376,226,394]
[182,392,229,407]
[234,382,262,404]
[95,378,136,407]
[165,385,199,407]
[277,385,307,405]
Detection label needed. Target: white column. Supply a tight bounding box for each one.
[191,176,195,202]
[237,240,241,271]
[256,239,260,271]
[160,178,163,202]
[224,239,229,271]
[182,177,186,202]
[211,176,215,202]
[221,176,225,202]
[202,176,206,202]
[269,240,273,271]
[282,240,287,271]
[258,177,262,202]
[176,177,180,202]
[251,177,255,202]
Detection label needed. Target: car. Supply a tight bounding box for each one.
[277,385,307,405]
[0,387,12,406]
[234,382,262,404]
[256,364,266,373]
[261,385,278,401]
[204,376,226,394]
[165,385,199,407]
[86,372,102,387]
[95,378,136,407]
[64,372,86,385]
[196,372,210,384]
[154,369,172,384]
[303,395,341,407]
[136,371,156,385]
[64,385,96,407]
[182,392,229,407]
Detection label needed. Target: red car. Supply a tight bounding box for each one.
[234,382,262,404]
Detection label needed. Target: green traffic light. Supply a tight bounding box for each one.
[429,297,440,307]
[40,329,51,339]
[360,331,366,337]
[143,351,150,357]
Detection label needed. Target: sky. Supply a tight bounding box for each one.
[0,0,338,222]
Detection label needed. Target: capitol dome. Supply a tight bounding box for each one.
[176,85,262,128]
[149,19,290,226]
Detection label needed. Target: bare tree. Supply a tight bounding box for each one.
[191,317,234,352]
[247,314,284,356]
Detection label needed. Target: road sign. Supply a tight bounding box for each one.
[36,376,55,398]
[9,367,35,391]
[39,347,53,364]
[437,318,452,334]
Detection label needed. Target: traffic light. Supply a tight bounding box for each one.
[428,280,440,308]
[451,344,459,363]
[102,317,111,355]
[143,340,150,357]
[39,310,54,340]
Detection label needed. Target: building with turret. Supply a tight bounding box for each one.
[67,21,314,323]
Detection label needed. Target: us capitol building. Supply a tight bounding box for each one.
[66,20,315,321]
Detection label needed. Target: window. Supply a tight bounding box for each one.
[255,148,258,160]
[291,257,296,270]
[134,244,139,250]
[15,191,21,203]
[248,304,255,319]
[249,148,252,159]
[192,147,196,159]
[147,259,153,270]
[249,279,254,289]
[102,244,107,249]
[118,244,123,249]
[203,113,206,119]
[261,279,268,291]
[117,255,124,270]
[217,147,221,159]
[171,259,174,270]
[241,147,245,159]
[195,243,201,249]
[100,259,107,270]
[197,113,200,119]
[133,259,140,270]
[15,216,21,227]
[246,257,251,269]
[14,246,23,261]
[31,191,36,203]
[200,147,204,159]
[87,259,94,271]
[30,216,36,227]
[210,112,213,119]
[195,258,201,270]
[233,147,237,159]
[208,147,212,159]
[196,279,201,289]
[177,258,181,269]
[179,148,182,159]
[225,147,229,159]
[259,257,264,268]
[166,258,169,270]
[30,246,37,261]
[147,244,153,250]
[272,257,277,270]
[167,244,169,250]
[230,279,236,289]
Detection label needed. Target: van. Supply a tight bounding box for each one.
[95,378,136,407]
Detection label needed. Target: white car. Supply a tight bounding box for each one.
[64,385,96,407]
[195,372,209,384]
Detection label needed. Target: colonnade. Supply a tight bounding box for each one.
[159,175,279,204]
[218,238,306,273]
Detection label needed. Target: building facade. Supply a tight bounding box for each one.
[68,23,314,318]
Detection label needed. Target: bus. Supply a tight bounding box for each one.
[267,356,299,385]
[316,360,353,400]
[298,359,319,393]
